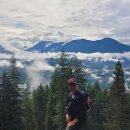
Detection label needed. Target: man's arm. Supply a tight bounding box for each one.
[66,118,79,128]
[65,94,71,122]
[66,114,71,123]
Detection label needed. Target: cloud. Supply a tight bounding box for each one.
[0,51,57,89]
[72,52,130,62]
[26,59,55,89]
[0,60,10,67]
[85,68,93,74]
[108,77,113,84]
[0,50,130,89]
[102,65,110,74]
[124,71,130,76]
[0,0,130,50]
[0,54,11,59]
[1,51,130,64]
[16,61,25,68]
[90,73,101,80]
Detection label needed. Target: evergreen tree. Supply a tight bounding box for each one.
[46,51,88,130]
[9,54,21,85]
[32,84,47,130]
[9,54,23,130]
[48,51,69,130]
[94,80,101,93]
[0,70,22,130]
[0,55,23,130]
[0,71,11,130]
[105,61,130,130]
[68,57,87,89]
[22,84,34,130]
[45,86,55,130]
[127,81,130,89]
[86,83,105,130]
[110,61,125,95]
[0,83,2,129]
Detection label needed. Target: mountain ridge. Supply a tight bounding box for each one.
[25,37,130,53]
[0,45,12,54]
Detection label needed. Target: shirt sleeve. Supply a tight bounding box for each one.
[65,94,70,114]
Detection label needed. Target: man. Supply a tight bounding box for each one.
[65,78,86,130]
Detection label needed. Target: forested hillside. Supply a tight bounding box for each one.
[0,52,130,130]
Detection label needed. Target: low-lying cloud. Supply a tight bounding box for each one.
[0,50,130,89]
[26,59,55,89]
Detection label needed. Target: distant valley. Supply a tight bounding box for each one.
[0,38,130,88]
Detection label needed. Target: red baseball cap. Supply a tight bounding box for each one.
[68,78,77,85]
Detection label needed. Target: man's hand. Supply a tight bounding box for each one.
[66,114,71,123]
[67,119,79,128]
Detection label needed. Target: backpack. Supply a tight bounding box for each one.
[80,90,92,112]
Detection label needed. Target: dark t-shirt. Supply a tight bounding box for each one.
[66,91,86,126]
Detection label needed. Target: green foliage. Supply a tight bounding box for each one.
[1,54,130,130]
[32,84,47,130]
[22,84,35,130]
[0,55,23,130]
[105,60,130,130]
[45,51,88,130]
[94,80,101,92]
[45,86,56,130]
[86,84,106,130]
[68,57,87,89]
[110,61,125,96]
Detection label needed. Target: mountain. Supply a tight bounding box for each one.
[25,38,130,53]
[1,38,130,88]
[0,45,11,54]
[26,41,64,52]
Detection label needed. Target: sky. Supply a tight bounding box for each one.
[0,0,130,50]
[0,0,130,87]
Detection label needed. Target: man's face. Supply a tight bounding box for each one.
[69,83,77,92]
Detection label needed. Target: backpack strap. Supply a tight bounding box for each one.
[80,90,92,112]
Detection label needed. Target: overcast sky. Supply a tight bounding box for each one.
[0,0,130,49]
